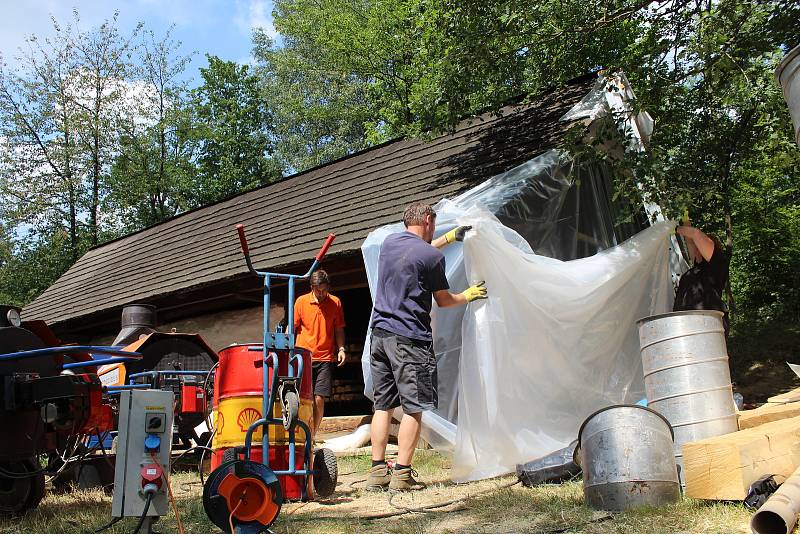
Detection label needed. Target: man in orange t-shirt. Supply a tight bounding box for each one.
[293,269,346,436]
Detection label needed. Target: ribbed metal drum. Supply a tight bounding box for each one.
[576,405,680,511]
[776,44,800,146]
[211,344,313,500]
[637,310,738,486]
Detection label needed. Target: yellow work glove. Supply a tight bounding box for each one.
[443,225,473,245]
[461,281,488,302]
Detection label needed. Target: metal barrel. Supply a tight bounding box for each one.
[637,310,738,486]
[210,344,313,500]
[576,405,680,511]
[776,44,800,146]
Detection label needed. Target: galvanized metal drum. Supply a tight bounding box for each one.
[637,310,738,486]
[776,43,800,146]
[576,405,680,511]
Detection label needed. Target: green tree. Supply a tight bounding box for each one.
[252,29,370,172]
[69,10,141,245]
[108,27,197,231]
[0,227,74,307]
[0,11,185,305]
[0,15,86,262]
[266,0,800,324]
[189,55,282,205]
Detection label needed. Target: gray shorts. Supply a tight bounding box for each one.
[370,328,438,414]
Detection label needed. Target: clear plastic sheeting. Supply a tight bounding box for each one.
[360,204,674,481]
[453,213,673,481]
[452,150,646,261]
[560,71,655,151]
[361,148,650,428]
[359,72,676,481]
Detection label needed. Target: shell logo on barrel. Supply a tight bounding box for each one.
[237,407,261,432]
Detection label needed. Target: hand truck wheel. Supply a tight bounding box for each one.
[312,448,338,498]
[282,391,300,430]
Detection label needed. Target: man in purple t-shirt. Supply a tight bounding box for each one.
[366,202,488,492]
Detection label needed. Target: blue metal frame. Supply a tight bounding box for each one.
[61,356,140,370]
[234,226,335,480]
[0,345,143,363]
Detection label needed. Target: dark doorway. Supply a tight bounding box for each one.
[325,285,373,416]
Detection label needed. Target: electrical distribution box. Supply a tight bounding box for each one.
[111,389,174,520]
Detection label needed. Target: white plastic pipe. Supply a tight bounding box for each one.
[751,466,800,534]
[321,423,372,452]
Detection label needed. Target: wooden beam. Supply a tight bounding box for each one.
[683,416,800,500]
[768,387,800,405]
[738,403,800,430]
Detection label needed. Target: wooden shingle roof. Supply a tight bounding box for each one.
[23,73,596,329]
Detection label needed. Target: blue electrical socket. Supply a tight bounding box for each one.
[144,433,161,453]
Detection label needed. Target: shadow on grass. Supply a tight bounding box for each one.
[729,320,800,404]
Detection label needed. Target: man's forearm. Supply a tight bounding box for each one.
[431,235,448,249]
[335,328,346,350]
[434,290,468,308]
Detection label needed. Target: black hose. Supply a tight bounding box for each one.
[131,492,154,534]
[198,427,217,486]
[0,463,46,479]
[95,430,116,470]
[169,445,213,470]
[93,516,123,533]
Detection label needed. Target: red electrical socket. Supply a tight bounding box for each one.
[140,463,163,491]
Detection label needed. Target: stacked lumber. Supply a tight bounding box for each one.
[683,415,800,500]
[330,380,366,402]
[767,387,800,405]
[738,402,800,430]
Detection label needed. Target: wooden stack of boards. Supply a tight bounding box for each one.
[684,386,800,500]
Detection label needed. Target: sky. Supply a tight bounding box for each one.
[0,0,278,85]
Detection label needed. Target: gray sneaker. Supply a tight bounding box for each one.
[365,463,392,491]
[389,467,425,492]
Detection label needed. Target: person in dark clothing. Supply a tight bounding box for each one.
[366,202,487,492]
[673,222,731,335]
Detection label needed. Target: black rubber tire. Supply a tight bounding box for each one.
[25,460,45,510]
[312,448,338,498]
[282,391,300,430]
[0,458,45,516]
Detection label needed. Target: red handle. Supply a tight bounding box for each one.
[235,224,249,255]
[315,233,336,262]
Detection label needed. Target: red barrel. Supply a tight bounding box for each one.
[211,343,314,501]
[211,445,309,501]
[214,344,313,403]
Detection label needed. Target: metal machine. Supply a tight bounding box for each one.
[0,305,137,515]
[111,389,175,534]
[98,305,218,451]
[201,227,339,533]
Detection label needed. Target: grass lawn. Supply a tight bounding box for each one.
[0,450,754,534]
